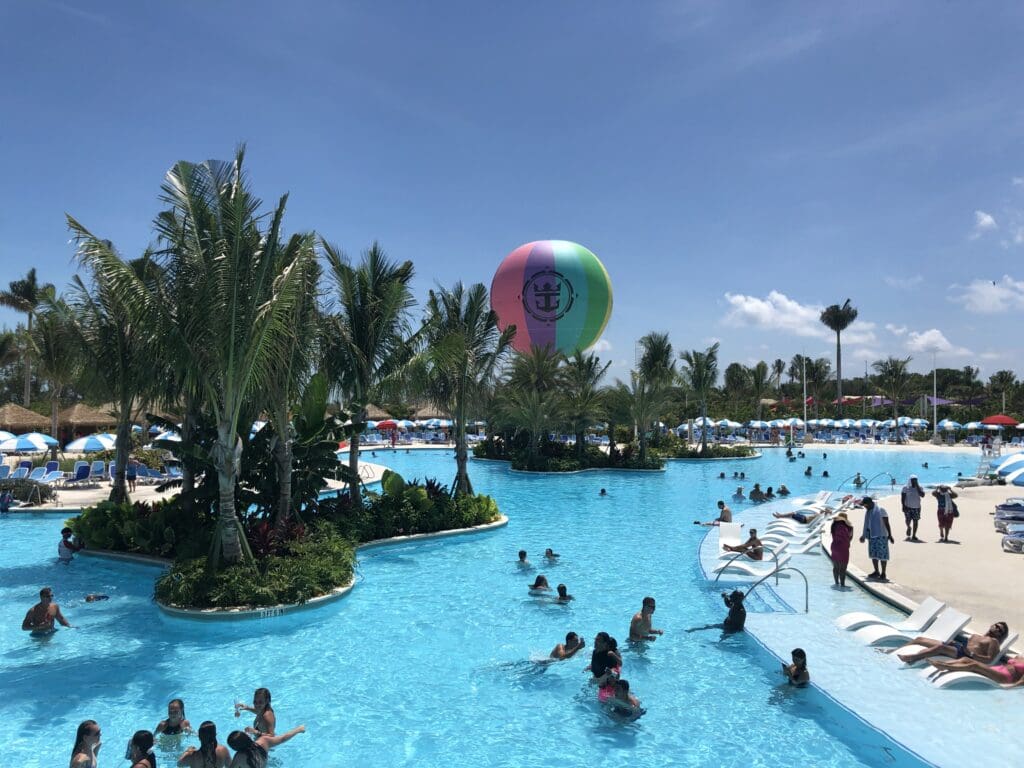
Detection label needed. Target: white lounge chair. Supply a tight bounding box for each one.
[836,596,946,632]
[855,608,970,648]
[712,553,791,577]
[718,539,788,559]
[717,522,743,551]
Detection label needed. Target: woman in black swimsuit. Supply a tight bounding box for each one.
[156,698,191,735]
[226,726,306,768]
[127,730,157,768]
[235,688,275,737]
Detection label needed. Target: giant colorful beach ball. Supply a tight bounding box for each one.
[490,240,613,356]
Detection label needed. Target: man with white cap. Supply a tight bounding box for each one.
[901,475,925,541]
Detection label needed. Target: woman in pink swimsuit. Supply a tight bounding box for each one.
[927,655,1024,686]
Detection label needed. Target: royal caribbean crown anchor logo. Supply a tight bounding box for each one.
[522,269,575,323]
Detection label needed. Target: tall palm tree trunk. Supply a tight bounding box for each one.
[274,436,294,531]
[180,401,197,515]
[575,428,585,460]
[835,331,843,417]
[49,386,59,462]
[24,314,32,407]
[453,377,473,496]
[212,426,246,566]
[110,406,132,504]
[348,408,364,506]
[700,400,709,453]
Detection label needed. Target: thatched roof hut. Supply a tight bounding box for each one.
[0,403,50,431]
[59,402,117,431]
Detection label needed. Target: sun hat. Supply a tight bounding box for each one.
[909,474,917,480]
[834,512,850,523]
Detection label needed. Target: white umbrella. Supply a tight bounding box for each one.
[0,430,14,441]
[907,418,929,428]
[995,453,1024,475]
[853,418,877,428]
[747,420,769,428]
[835,418,855,429]
[964,421,982,430]
[692,417,716,427]
[819,418,836,428]
[64,434,116,452]
[0,433,58,452]
[717,419,742,429]
[937,419,961,430]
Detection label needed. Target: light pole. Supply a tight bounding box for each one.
[802,354,807,424]
[931,349,940,444]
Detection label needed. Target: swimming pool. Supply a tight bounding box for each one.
[0,447,978,767]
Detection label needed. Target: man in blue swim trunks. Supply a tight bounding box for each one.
[858,497,894,580]
[21,587,72,635]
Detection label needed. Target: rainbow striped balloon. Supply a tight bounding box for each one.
[490,240,613,356]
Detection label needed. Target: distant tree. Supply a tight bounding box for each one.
[638,332,676,387]
[0,267,55,407]
[680,343,720,453]
[806,358,832,418]
[819,299,858,416]
[771,358,786,391]
[30,300,81,460]
[873,356,913,442]
[561,351,610,460]
[723,362,751,409]
[751,361,770,419]
[988,370,1017,412]
[787,354,807,386]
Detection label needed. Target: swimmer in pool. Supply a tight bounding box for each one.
[555,583,574,602]
[22,586,72,634]
[543,548,560,561]
[607,678,645,719]
[782,648,810,686]
[599,488,608,496]
[629,596,663,641]
[85,594,109,602]
[528,575,550,594]
[517,550,531,569]
[853,473,864,487]
[804,466,812,476]
[235,687,276,737]
[686,590,746,634]
[155,698,192,735]
[550,631,586,660]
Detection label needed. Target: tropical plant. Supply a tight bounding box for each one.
[61,239,156,504]
[30,300,81,459]
[496,387,555,464]
[638,331,676,387]
[505,345,564,392]
[561,350,610,460]
[820,299,858,416]
[617,370,670,464]
[750,360,770,419]
[323,242,416,508]
[787,354,807,386]
[806,357,832,418]
[988,370,1018,412]
[151,148,317,567]
[416,283,513,496]
[680,343,720,453]
[771,358,786,391]
[873,356,913,442]
[723,362,751,408]
[0,267,55,406]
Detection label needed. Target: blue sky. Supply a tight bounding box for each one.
[2,1,1024,381]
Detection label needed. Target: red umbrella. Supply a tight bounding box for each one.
[981,414,1018,426]
[375,419,399,431]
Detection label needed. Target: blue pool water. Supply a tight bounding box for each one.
[0,447,978,767]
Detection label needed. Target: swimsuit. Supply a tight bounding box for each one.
[162,721,183,735]
[991,657,1024,684]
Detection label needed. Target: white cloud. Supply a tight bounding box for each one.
[885,324,907,336]
[883,275,923,288]
[722,291,877,345]
[952,275,1024,314]
[1013,177,1024,186]
[971,210,998,239]
[905,328,971,356]
[590,338,612,353]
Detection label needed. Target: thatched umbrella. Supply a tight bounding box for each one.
[0,402,50,432]
[60,402,117,433]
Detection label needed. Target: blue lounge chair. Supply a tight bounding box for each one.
[89,460,106,482]
[72,460,88,477]
[45,460,59,473]
[10,467,29,480]
[18,459,33,470]
[64,464,93,488]
[0,465,10,480]
[27,467,46,482]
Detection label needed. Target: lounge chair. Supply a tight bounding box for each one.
[0,465,10,480]
[89,460,106,482]
[27,467,46,482]
[836,596,946,632]
[64,464,94,488]
[718,539,788,559]
[18,459,33,470]
[45,460,59,473]
[854,608,970,648]
[717,522,743,551]
[10,467,29,480]
[712,553,791,578]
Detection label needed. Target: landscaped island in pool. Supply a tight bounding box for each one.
[0,447,991,767]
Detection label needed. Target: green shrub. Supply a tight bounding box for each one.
[665,444,756,459]
[71,498,214,559]
[154,521,356,609]
[1,478,56,504]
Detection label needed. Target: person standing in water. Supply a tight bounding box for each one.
[629,596,664,641]
[22,586,72,635]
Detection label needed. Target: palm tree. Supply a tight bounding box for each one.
[30,300,81,460]
[750,361,769,419]
[561,350,610,460]
[322,242,415,509]
[787,354,806,386]
[614,371,669,464]
[806,358,832,418]
[418,282,513,496]
[771,358,786,392]
[61,233,156,504]
[638,332,676,386]
[680,343,720,453]
[723,362,751,410]
[150,149,317,567]
[0,268,55,406]
[819,299,858,416]
[873,356,912,442]
[497,387,555,463]
[988,370,1018,412]
[506,345,564,392]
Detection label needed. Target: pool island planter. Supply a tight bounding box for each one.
[665,450,762,462]
[473,457,666,474]
[82,515,509,621]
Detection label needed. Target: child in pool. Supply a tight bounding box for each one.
[155,698,192,735]
[528,575,550,594]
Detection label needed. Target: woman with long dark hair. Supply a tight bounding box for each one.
[227,726,305,768]
[178,721,230,767]
[234,687,275,736]
[156,698,192,736]
[70,720,101,767]
[127,730,157,768]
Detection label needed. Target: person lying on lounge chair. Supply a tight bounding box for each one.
[927,655,1024,687]
[898,622,1009,664]
[722,530,763,561]
[772,508,821,525]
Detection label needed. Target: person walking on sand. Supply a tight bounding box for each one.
[859,497,894,581]
[901,475,925,541]
[932,485,959,542]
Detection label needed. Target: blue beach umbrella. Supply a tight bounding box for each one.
[0,432,59,452]
[692,416,716,427]
[835,418,855,429]
[65,433,117,452]
[0,430,15,442]
[907,418,929,428]
[747,420,769,428]
[853,419,877,429]
[819,418,836,428]
[995,453,1024,475]
[153,430,181,443]
[717,419,742,429]
[937,419,961,430]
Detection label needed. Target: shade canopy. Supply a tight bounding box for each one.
[0,432,59,452]
[65,433,117,452]
[995,453,1024,475]
[982,414,1018,426]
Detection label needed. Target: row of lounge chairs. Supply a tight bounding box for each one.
[0,460,179,492]
[835,598,1020,688]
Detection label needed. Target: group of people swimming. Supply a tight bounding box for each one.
[70,689,306,767]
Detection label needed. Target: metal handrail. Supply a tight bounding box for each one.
[746,566,810,613]
[862,471,896,495]
[713,546,781,586]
